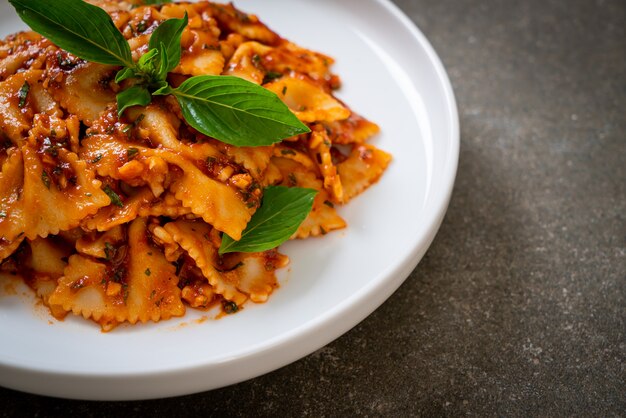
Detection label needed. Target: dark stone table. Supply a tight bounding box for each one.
[1,0,624,416]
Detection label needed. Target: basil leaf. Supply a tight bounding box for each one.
[152,80,169,93]
[18,81,30,108]
[163,75,310,147]
[9,0,133,67]
[103,185,124,207]
[156,43,170,81]
[148,14,187,77]
[117,84,152,116]
[136,48,159,76]
[115,67,137,84]
[219,186,317,254]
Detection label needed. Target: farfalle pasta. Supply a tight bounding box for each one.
[0,0,391,331]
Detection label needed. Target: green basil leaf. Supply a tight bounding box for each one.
[18,81,30,108]
[115,67,137,84]
[219,186,317,254]
[136,48,159,76]
[138,48,159,67]
[9,0,133,67]
[148,14,187,76]
[152,80,169,94]
[156,43,170,80]
[103,185,124,207]
[117,84,152,116]
[167,75,310,146]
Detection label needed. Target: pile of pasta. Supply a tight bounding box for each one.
[0,1,391,331]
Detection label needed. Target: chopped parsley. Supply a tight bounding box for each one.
[136,20,147,33]
[103,185,124,207]
[104,242,115,261]
[127,147,139,160]
[56,52,74,69]
[262,71,282,84]
[223,301,239,314]
[18,81,30,108]
[251,53,261,67]
[41,170,50,189]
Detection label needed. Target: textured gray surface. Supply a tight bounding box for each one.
[1,0,625,416]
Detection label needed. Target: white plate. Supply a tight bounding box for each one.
[0,0,458,400]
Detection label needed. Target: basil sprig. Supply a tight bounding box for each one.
[9,0,319,252]
[8,0,310,147]
[114,13,187,91]
[219,186,317,254]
